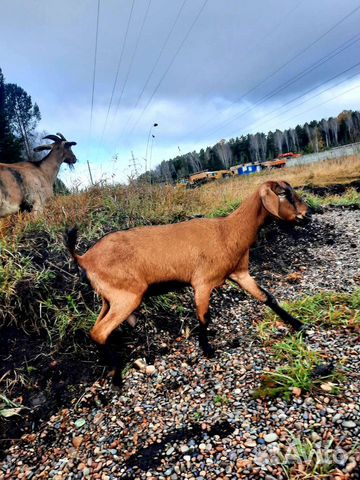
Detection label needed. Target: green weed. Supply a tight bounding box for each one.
[254,335,343,400]
[208,199,241,218]
[259,290,360,338]
[279,436,344,479]
[214,394,229,406]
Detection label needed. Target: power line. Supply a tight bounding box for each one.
[112,0,152,121]
[270,83,360,128]
[127,0,209,136]
[99,0,136,142]
[118,0,188,140]
[89,0,101,140]
[197,34,360,140]
[190,4,360,138]
[233,64,360,139]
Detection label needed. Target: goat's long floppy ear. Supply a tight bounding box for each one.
[34,145,52,152]
[259,183,281,218]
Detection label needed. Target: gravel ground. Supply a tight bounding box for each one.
[1,207,360,479]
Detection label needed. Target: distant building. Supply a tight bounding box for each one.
[230,163,262,176]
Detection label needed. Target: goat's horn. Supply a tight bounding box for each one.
[43,134,62,142]
[56,132,67,141]
[34,144,53,152]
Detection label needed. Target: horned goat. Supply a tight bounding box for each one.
[65,180,310,357]
[0,133,77,217]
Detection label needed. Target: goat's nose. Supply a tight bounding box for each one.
[297,211,312,224]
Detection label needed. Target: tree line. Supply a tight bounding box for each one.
[140,110,360,184]
[0,67,41,163]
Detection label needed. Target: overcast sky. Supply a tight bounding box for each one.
[1,0,359,186]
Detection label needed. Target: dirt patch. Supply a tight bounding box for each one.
[302,179,360,197]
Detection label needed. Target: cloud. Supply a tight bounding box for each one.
[1,0,359,187]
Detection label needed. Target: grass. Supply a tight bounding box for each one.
[254,334,344,400]
[279,436,348,479]
[1,155,359,242]
[41,294,98,344]
[254,290,359,399]
[208,199,241,218]
[0,394,25,418]
[258,290,360,337]
[0,154,359,355]
[214,394,229,406]
[301,187,360,212]
[325,187,360,207]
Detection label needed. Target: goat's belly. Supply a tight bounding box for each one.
[145,281,189,297]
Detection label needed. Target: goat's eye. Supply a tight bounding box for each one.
[278,192,287,199]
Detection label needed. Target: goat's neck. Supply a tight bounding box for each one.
[225,191,269,254]
[39,150,63,185]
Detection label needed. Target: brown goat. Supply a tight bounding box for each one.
[0,133,77,218]
[65,180,310,357]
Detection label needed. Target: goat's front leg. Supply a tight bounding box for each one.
[31,200,44,217]
[229,271,304,332]
[194,284,215,358]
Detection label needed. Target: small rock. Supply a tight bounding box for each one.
[134,358,147,371]
[72,436,83,449]
[264,433,278,443]
[292,387,302,397]
[345,458,357,473]
[244,439,257,448]
[93,413,104,425]
[145,365,156,375]
[166,447,175,456]
[320,382,335,393]
[333,413,342,422]
[342,420,357,428]
[74,418,86,429]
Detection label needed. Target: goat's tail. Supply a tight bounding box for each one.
[64,225,79,261]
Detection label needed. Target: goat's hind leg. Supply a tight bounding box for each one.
[90,291,143,385]
[90,291,143,345]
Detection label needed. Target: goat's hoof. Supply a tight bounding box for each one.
[203,345,215,358]
[296,324,308,336]
[111,369,124,388]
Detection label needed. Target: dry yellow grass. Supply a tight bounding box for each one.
[193,154,360,215]
[0,155,359,242]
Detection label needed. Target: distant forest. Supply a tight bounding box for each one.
[141,110,360,183]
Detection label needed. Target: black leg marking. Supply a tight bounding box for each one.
[199,327,215,358]
[261,287,304,332]
[198,312,215,358]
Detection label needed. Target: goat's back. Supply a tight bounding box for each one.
[77,218,232,287]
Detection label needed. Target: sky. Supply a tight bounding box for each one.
[1,0,359,187]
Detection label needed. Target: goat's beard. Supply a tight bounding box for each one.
[69,163,75,171]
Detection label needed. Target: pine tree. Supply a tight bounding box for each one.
[0,68,22,163]
[5,83,41,160]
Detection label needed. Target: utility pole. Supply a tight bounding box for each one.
[87,159,94,185]
[130,151,139,178]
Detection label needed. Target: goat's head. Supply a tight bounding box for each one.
[259,181,310,223]
[34,133,77,167]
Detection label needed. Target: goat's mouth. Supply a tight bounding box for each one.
[65,159,77,168]
[295,212,312,225]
